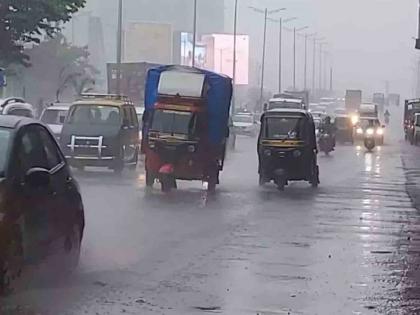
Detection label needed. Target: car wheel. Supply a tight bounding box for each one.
[64,224,82,272]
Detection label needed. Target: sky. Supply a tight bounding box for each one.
[228,0,419,99]
[81,0,419,100]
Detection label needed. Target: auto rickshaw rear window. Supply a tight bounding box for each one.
[151,110,195,135]
[265,116,305,140]
[68,105,121,125]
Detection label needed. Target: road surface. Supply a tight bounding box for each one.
[2,126,420,314]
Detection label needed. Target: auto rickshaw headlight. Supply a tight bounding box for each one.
[293,150,302,158]
[366,128,374,135]
[356,128,363,134]
[187,145,196,153]
[263,149,272,157]
[376,128,384,135]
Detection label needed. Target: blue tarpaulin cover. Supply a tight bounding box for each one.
[145,65,232,145]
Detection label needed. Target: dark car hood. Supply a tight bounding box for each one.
[61,124,120,138]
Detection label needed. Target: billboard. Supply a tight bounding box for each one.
[180,32,207,68]
[179,33,249,85]
[124,22,172,64]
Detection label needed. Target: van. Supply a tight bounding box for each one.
[60,94,139,173]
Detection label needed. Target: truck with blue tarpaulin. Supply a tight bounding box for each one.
[142,65,233,192]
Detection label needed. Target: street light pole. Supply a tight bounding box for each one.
[232,0,238,114]
[319,42,326,92]
[261,8,268,103]
[116,0,123,95]
[192,0,198,67]
[293,26,308,91]
[249,6,285,106]
[303,33,316,91]
[278,17,282,93]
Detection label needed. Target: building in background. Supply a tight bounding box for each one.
[124,22,173,64]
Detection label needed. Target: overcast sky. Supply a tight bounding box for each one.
[83,0,419,99]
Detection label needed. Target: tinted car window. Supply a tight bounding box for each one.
[68,105,121,125]
[7,108,33,118]
[39,128,63,169]
[0,128,12,176]
[41,109,68,125]
[17,126,49,173]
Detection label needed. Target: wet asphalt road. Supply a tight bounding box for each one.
[3,122,420,314]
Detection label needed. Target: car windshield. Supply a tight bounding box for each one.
[41,109,68,125]
[0,128,11,177]
[150,110,195,135]
[265,116,304,139]
[233,115,253,123]
[5,108,33,118]
[68,105,121,125]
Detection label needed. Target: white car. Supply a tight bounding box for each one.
[40,104,71,139]
[233,113,258,136]
[136,107,145,143]
[1,102,35,118]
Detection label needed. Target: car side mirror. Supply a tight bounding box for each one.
[25,168,50,189]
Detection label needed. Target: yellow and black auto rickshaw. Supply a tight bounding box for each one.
[258,109,320,190]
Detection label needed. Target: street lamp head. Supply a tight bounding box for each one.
[248,6,265,14]
[269,8,286,14]
[284,17,298,23]
[297,26,309,32]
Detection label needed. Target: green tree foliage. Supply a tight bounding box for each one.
[0,0,86,66]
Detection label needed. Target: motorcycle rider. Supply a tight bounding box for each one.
[319,116,337,148]
[384,110,390,125]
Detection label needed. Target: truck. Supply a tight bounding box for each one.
[107,62,160,105]
[345,90,362,114]
[359,103,378,118]
[404,99,420,140]
[388,93,400,107]
[373,92,385,114]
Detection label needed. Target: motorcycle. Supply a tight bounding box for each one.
[364,128,376,151]
[318,133,334,155]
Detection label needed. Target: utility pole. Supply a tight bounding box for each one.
[232,0,238,114]
[192,0,198,67]
[116,0,123,95]
[319,42,326,92]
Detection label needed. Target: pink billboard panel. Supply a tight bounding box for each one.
[205,34,249,85]
[180,33,249,85]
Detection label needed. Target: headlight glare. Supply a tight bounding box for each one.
[376,128,384,135]
[356,128,363,134]
[366,128,374,135]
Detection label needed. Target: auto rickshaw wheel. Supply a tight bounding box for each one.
[145,170,155,187]
[311,165,320,188]
[259,174,266,186]
[160,175,175,193]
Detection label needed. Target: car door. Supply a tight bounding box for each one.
[37,126,73,255]
[12,125,54,263]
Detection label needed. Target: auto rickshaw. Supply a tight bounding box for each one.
[143,65,232,192]
[258,109,320,190]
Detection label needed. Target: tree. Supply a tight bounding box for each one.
[0,0,86,66]
[13,34,98,111]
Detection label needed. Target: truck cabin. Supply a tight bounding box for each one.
[149,70,207,140]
